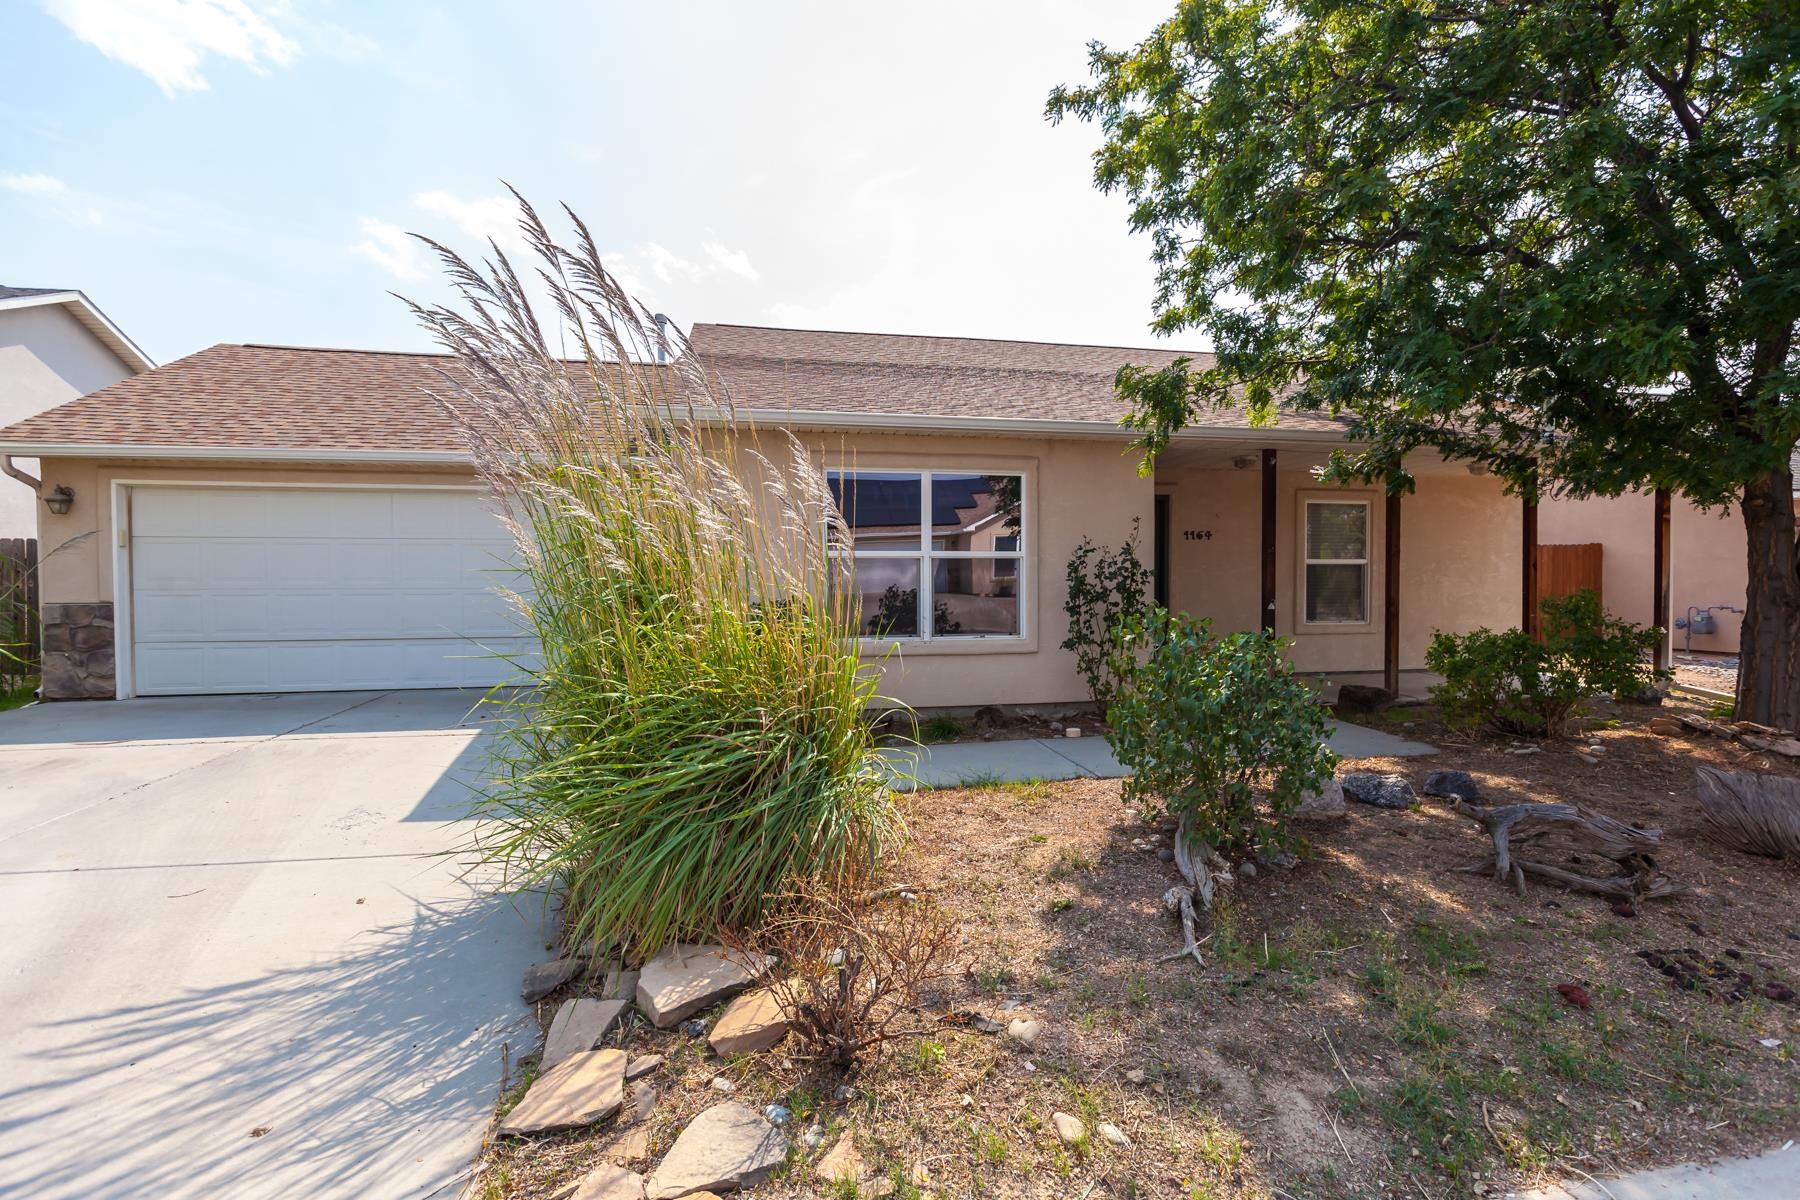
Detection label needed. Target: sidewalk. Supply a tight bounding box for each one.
[883,718,1436,790]
[1512,1142,1799,1199]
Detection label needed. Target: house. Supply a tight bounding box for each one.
[0,324,1528,702]
[0,286,153,539]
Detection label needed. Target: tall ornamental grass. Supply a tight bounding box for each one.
[406,193,894,958]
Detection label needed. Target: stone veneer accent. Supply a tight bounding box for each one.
[41,602,116,700]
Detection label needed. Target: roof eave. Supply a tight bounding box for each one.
[737,407,1350,443]
[0,441,469,465]
[0,290,156,373]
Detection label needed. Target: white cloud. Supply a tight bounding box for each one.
[351,216,425,281]
[642,242,699,283]
[43,0,298,96]
[0,172,68,196]
[413,190,525,253]
[702,240,760,282]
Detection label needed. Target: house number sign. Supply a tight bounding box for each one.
[1181,529,1215,541]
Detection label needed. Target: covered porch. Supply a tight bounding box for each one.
[1149,434,1524,695]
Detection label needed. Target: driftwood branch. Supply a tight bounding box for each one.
[1450,799,1687,900]
[1675,714,1800,758]
[1695,767,1800,858]
[1160,813,1234,966]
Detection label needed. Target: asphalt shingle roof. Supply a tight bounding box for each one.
[0,324,1346,455]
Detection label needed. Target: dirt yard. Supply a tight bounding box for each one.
[478,693,1800,1200]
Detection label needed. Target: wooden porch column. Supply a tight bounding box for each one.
[1260,449,1277,631]
[1653,486,1673,670]
[1522,485,1539,637]
[1384,490,1401,696]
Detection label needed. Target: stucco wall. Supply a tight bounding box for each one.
[0,305,138,539]
[1538,492,1747,651]
[1160,465,1521,672]
[36,442,1520,704]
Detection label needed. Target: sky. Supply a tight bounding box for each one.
[0,0,1184,366]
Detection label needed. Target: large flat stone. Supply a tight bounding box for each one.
[706,988,789,1056]
[635,945,760,1029]
[572,1162,646,1200]
[498,1048,628,1137]
[645,1101,788,1199]
[523,957,583,1003]
[543,998,629,1071]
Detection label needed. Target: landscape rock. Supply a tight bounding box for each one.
[498,1048,628,1136]
[543,998,629,1071]
[1051,1112,1086,1146]
[1293,777,1347,822]
[1341,771,1416,810]
[1422,770,1482,802]
[707,988,790,1056]
[815,1131,865,1183]
[522,957,583,1003]
[645,1102,789,1200]
[636,944,762,1029]
[624,1085,659,1126]
[625,1054,664,1080]
[1006,1018,1042,1049]
[1097,1122,1131,1147]
[605,1127,652,1164]
[1648,716,1683,736]
[570,1162,646,1200]
[1125,1068,1147,1085]
[602,967,641,1002]
[709,1075,736,1093]
[1334,683,1393,713]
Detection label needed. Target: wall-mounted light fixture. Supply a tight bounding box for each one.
[1467,462,1491,476]
[1231,455,1257,470]
[42,486,74,516]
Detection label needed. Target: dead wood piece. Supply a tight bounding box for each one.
[1738,733,1800,758]
[1159,814,1235,967]
[1695,767,1800,859]
[1450,799,1687,900]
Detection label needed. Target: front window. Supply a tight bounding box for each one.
[1304,500,1369,623]
[828,470,1024,639]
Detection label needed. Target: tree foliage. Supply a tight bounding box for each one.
[1049,0,1799,718]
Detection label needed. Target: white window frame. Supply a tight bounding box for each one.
[1301,497,1372,626]
[828,468,1027,642]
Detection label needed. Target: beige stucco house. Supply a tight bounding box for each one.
[0,324,1526,703]
[0,286,152,539]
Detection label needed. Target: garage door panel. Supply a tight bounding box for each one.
[130,487,533,695]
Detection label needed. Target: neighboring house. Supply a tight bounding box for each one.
[0,286,153,539]
[0,325,1525,702]
[1537,446,1800,656]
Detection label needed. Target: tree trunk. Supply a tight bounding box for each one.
[1736,467,1800,727]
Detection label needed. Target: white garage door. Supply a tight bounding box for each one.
[129,486,535,695]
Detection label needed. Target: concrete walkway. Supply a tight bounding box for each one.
[0,690,544,1200]
[885,718,1435,789]
[1512,1142,1799,1199]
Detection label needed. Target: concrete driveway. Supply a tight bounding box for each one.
[0,690,546,1199]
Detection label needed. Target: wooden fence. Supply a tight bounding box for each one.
[0,538,39,678]
[1532,542,1604,617]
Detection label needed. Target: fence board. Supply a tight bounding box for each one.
[0,538,39,678]
[1533,542,1604,617]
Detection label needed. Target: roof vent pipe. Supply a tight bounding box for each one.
[652,313,671,363]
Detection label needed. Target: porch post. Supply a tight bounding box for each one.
[1522,478,1539,637]
[1384,490,1401,695]
[1261,449,1277,631]
[1653,486,1672,670]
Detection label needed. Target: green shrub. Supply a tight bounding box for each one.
[1108,611,1337,858]
[1425,589,1664,738]
[411,195,894,958]
[1061,523,1154,714]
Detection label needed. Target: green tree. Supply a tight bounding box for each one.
[1049,1,1800,724]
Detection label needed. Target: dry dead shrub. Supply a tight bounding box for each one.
[724,872,961,1071]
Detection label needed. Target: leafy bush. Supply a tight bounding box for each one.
[411,195,893,959]
[1061,522,1154,714]
[1425,589,1664,738]
[1108,610,1337,858]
